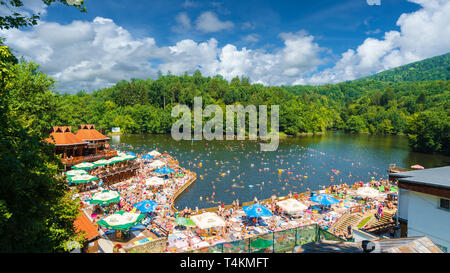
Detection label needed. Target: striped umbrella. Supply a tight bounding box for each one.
[68,174,99,185]
[90,190,120,205]
[97,211,145,231]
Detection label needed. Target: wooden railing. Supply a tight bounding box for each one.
[61,150,117,166]
[171,171,197,212]
[363,221,396,234]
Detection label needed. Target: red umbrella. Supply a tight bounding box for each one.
[411,164,424,169]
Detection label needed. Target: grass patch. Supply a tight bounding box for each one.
[357,216,372,229]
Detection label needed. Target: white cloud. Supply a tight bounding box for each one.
[0,0,448,92]
[195,11,234,33]
[172,12,192,32]
[242,34,259,43]
[302,0,450,84]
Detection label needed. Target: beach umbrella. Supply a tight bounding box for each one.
[355,187,381,198]
[277,199,308,214]
[310,194,339,206]
[65,169,88,177]
[90,190,120,205]
[108,156,125,164]
[122,154,137,160]
[243,204,273,218]
[149,150,161,157]
[72,162,94,170]
[68,174,99,185]
[250,238,273,249]
[126,151,137,157]
[175,217,196,227]
[154,167,175,175]
[191,212,226,229]
[133,200,158,213]
[148,160,166,169]
[411,164,424,170]
[145,176,165,187]
[97,211,145,231]
[93,159,110,167]
[142,154,154,160]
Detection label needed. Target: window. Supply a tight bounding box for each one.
[439,198,449,211]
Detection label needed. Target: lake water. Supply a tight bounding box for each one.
[111,132,450,209]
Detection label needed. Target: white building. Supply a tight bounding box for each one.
[390,166,450,253]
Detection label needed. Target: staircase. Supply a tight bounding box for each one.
[363,210,396,235]
[330,212,364,235]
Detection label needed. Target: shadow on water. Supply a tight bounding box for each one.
[113,132,450,209]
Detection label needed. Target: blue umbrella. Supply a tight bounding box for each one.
[243,204,273,218]
[142,154,154,160]
[126,151,137,156]
[154,167,175,175]
[133,200,158,213]
[310,194,339,206]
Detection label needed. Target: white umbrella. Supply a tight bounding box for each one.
[148,150,161,157]
[148,160,166,169]
[277,199,308,214]
[72,162,94,170]
[355,187,381,198]
[145,176,165,187]
[191,212,226,229]
[66,169,88,177]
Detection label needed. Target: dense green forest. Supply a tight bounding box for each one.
[5,52,446,155]
[360,52,450,82]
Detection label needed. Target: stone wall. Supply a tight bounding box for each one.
[123,237,167,253]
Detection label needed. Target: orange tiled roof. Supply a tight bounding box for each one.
[74,211,100,241]
[76,124,109,141]
[45,126,87,146]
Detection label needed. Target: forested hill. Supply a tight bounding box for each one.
[359,52,450,82]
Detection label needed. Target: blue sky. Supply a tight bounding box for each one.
[1,0,449,92]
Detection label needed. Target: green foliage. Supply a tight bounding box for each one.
[360,52,450,82]
[0,0,86,30]
[0,46,82,252]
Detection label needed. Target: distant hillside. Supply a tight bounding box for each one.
[360,52,450,82]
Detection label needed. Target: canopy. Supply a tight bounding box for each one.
[90,190,120,205]
[148,150,161,157]
[68,174,99,185]
[145,176,165,187]
[72,162,94,170]
[97,211,145,231]
[310,194,339,206]
[355,187,381,198]
[411,164,424,170]
[133,200,158,213]
[65,169,88,177]
[142,154,154,160]
[277,199,308,214]
[243,204,273,218]
[93,159,110,167]
[154,167,175,175]
[148,160,166,169]
[175,217,196,227]
[191,212,226,229]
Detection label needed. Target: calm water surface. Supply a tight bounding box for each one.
[111,132,450,209]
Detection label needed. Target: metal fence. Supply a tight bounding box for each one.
[189,224,344,253]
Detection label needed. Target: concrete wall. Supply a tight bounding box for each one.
[401,190,450,252]
[123,237,167,253]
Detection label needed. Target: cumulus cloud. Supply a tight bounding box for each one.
[0,0,448,92]
[172,12,192,33]
[195,11,234,33]
[302,0,450,84]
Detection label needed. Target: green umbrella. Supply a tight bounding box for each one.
[175,217,196,227]
[108,156,125,164]
[65,169,88,177]
[93,159,110,167]
[68,174,99,185]
[90,190,120,205]
[97,211,145,231]
[72,162,94,170]
[250,238,273,249]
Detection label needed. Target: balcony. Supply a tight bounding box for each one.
[61,150,118,167]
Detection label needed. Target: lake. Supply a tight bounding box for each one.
[111,132,450,209]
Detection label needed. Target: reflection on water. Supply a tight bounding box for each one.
[112,132,450,209]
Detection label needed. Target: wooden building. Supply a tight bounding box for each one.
[74,211,101,253]
[45,126,88,160]
[46,125,117,168]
